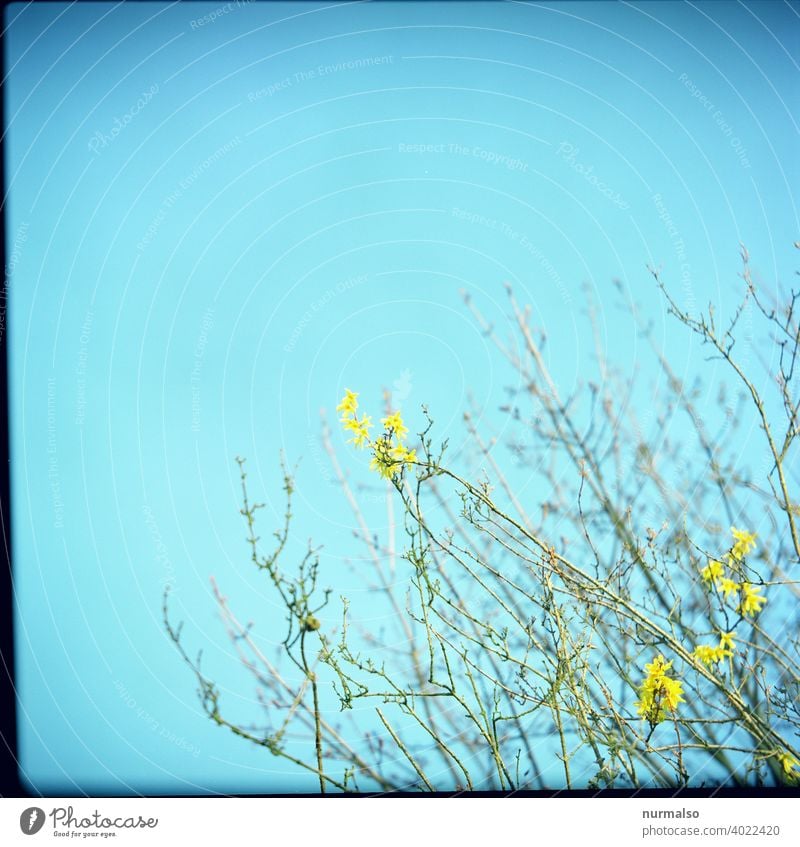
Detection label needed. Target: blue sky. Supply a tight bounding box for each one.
[4,0,799,793]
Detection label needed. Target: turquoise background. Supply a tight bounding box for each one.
[4,1,798,793]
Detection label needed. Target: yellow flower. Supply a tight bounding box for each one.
[737,583,767,617]
[694,644,724,665]
[718,631,736,654]
[390,444,417,467]
[777,751,799,778]
[337,389,359,418]
[370,438,402,479]
[717,577,739,600]
[343,415,372,448]
[636,679,685,723]
[340,392,418,477]
[730,526,757,560]
[643,655,672,681]
[701,559,725,584]
[635,655,684,725]
[660,676,685,711]
[381,411,409,442]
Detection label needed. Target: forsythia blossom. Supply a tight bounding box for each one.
[700,559,724,584]
[381,411,409,442]
[635,655,684,726]
[730,526,757,560]
[338,390,417,480]
[337,388,359,418]
[694,631,735,666]
[343,415,372,448]
[698,527,767,619]
[694,644,724,666]
[777,751,799,779]
[369,438,403,479]
[718,631,736,653]
[738,583,767,617]
[717,577,739,601]
[390,443,417,464]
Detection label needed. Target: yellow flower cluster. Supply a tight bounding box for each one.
[635,655,685,726]
[337,389,373,448]
[731,526,757,559]
[694,631,736,666]
[738,582,767,617]
[338,389,416,480]
[777,751,799,779]
[700,527,766,618]
[700,558,725,583]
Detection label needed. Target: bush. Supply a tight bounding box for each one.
[166,246,800,790]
